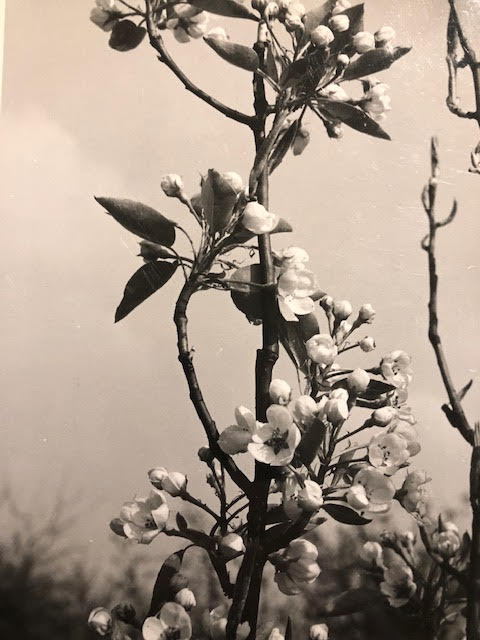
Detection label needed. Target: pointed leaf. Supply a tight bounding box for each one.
[176,513,188,531]
[357,378,396,401]
[279,316,309,376]
[285,617,292,640]
[190,0,258,20]
[296,419,327,466]
[265,42,280,84]
[279,57,308,89]
[230,264,264,323]
[317,98,391,140]
[109,19,146,52]
[202,169,239,235]
[343,46,411,81]
[204,35,259,72]
[148,550,186,616]
[269,120,299,173]
[303,0,336,35]
[115,261,178,322]
[95,197,176,246]
[322,502,372,525]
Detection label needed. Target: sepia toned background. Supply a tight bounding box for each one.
[1,0,479,578]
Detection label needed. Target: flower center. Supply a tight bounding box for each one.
[164,626,181,640]
[265,428,289,455]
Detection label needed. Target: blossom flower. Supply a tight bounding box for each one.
[273,538,321,595]
[174,588,196,610]
[270,378,292,405]
[115,491,169,544]
[311,25,335,48]
[363,83,391,121]
[162,471,187,497]
[352,31,376,53]
[143,603,192,640]
[242,201,278,234]
[388,421,421,457]
[310,623,329,640]
[320,83,349,102]
[432,522,461,557]
[208,605,250,640]
[306,334,338,366]
[291,394,318,428]
[218,406,259,455]
[248,405,300,466]
[88,607,112,636]
[90,0,121,31]
[368,432,411,473]
[268,629,285,640]
[346,466,395,516]
[218,533,245,560]
[381,350,412,389]
[380,558,416,607]
[359,336,376,352]
[275,246,310,270]
[297,480,324,512]
[361,541,384,566]
[347,368,370,394]
[166,7,208,43]
[277,266,317,321]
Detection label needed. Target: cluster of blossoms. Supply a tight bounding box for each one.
[270,538,321,595]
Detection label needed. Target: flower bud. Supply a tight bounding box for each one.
[333,299,352,320]
[148,466,168,489]
[372,406,395,427]
[330,388,348,402]
[292,395,317,427]
[310,623,329,640]
[328,14,349,32]
[332,0,351,15]
[359,336,376,352]
[335,320,351,342]
[169,572,189,593]
[325,398,349,424]
[269,379,292,405]
[242,201,278,234]
[161,173,184,198]
[252,0,269,10]
[198,446,215,463]
[297,480,324,512]
[375,25,396,46]
[88,607,112,636]
[221,171,244,193]
[352,31,375,53]
[337,53,350,68]
[162,471,187,496]
[361,541,383,565]
[311,25,334,47]
[218,533,245,559]
[347,368,370,394]
[292,125,310,156]
[306,334,338,366]
[174,587,196,610]
[358,303,376,323]
[319,295,334,311]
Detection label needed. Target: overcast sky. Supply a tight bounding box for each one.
[1,0,479,566]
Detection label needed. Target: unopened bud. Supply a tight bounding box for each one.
[325,398,349,424]
[320,295,334,311]
[358,303,376,323]
[218,533,245,559]
[372,406,395,426]
[252,0,269,10]
[162,472,187,496]
[337,53,350,68]
[292,125,310,156]
[221,171,244,193]
[148,466,168,489]
[269,379,292,405]
[328,14,349,32]
[375,25,396,46]
[352,31,376,53]
[333,299,353,320]
[347,368,370,394]
[359,336,376,352]
[311,25,334,47]
[88,607,112,636]
[174,587,196,610]
[297,480,324,512]
[198,446,215,464]
[161,173,184,198]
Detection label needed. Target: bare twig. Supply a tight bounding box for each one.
[144,0,255,127]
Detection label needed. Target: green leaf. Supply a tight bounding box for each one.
[278,316,309,376]
[95,197,176,246]
[190,0,258,20]
[148,550,185,616]
[204,35,259,72]
[269,120,299,173]
[230,264,263,323]
[265,42,280,84]
[115,261,178,322]
[279,57,308,89]
[109,19,146,52]
[358,378,396,401]
[316,588,384,616]
[343,46,411,81]
[317,98,391,140]
[322,502,372,525]
[298,312,320,341]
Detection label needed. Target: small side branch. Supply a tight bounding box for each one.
[144,0,255,127]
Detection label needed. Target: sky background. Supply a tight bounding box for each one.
[1,0,479,571]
